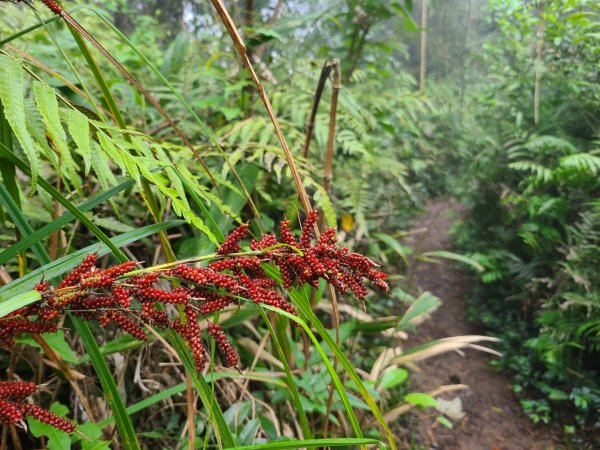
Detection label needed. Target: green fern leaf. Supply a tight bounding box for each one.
[137,159,218,245]
[66,108,92,175]
[33,81,82,193]
[560,153,600,174]
[0,56,39,193]
[110,135,141,184]
[90,141,118,190]
[307,178,337,227]
[98,131,126,175]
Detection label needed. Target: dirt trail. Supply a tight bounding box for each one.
[402,199,560,450]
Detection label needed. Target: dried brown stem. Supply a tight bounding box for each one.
[32,335,96,422]
[209,0,312,214]
[320,60,341,440]
[302,62,334,159]
[320,60,340,231]
[208,8,346,401]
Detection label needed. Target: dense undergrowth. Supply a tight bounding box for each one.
[446,0,600,444]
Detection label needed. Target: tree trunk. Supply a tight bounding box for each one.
[419,0,428,94]
[460,0,473,117]
[534,4,544,125]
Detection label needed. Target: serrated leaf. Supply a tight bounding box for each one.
[137,160,218,245]
[306,178,336,227]
[98,130,125,174]
[33,81,82,192]
[90,140,118,189]
[0,56,39,192]
[111,136,140,184]
[66,108,92,174]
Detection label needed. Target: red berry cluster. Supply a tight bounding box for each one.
[179,306,207,372]
[2,217,387,370]
[207,323,238,367]
[251,211,389,300]
[0,381,75,434]
[40,0,63,16]
[1,216,389,435]
[21,404,76,434]
[217,223,249,255]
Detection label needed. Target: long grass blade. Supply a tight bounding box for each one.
[223,438,381,450]
[421,250,485,272]
[73,319,141,450]
[0,7,85,47]
[0,178,135,264]
[0,290,41,318]
[262,266,397,450]
[258,304,363,442]
[0,220,184,301]
[258,308,311,439]
[0,183,48,264]
[289,290,398,450]
[0,142,127,260]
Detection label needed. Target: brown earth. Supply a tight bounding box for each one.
[400,199,562,450]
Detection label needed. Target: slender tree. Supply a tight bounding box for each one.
[419,0,428,94]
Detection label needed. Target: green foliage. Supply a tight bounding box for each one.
[450,0,600,440]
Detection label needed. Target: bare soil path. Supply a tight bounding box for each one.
[402,199,560,450]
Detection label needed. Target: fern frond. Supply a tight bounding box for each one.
[559,153,600,174]
[0,55,40,192]
[508,160,554,185]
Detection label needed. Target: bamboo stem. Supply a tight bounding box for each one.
[320,60,340,231]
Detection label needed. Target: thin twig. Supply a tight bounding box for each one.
[209,0,312,214]
[319,59,340,232]
[210,10,348,435]
[302,61,334,159]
